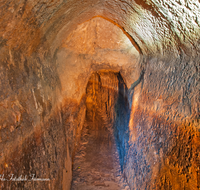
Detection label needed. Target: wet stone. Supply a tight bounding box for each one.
[71,111,130,190]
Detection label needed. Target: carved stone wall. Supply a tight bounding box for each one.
[0,0,199,189]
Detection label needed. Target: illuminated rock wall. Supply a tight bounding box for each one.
[0,0,199,189]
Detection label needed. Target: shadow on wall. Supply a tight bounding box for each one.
[114,73,130,170]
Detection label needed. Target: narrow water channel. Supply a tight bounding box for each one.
[71,107,130,190]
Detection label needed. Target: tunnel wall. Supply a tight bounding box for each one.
[124,53,200,189]
[0,0,199,189]
[0,43,86,189]
[125,109,200,189]
[0,99,86,190]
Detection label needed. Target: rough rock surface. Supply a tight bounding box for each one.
[0,0,199,189]
[71,120,129,190]
[71,71,130,189]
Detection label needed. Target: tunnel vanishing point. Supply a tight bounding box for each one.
[0,0,199,189]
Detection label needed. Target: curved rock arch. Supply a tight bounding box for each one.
[0,1,199,190]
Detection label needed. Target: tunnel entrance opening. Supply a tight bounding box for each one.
[71,70,130,189]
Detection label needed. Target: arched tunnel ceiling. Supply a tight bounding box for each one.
[56,16,140,102]
[0,0,199,57]
[0,1,199,189]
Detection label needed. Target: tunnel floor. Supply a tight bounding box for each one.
[71,108,130,190]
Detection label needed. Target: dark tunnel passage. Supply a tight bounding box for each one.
[0,1,199,189]
[71,71,130,189]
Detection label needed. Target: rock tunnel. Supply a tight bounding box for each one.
[0,0,199,189]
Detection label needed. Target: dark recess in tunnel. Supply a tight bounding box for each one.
[84,70,130,169]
